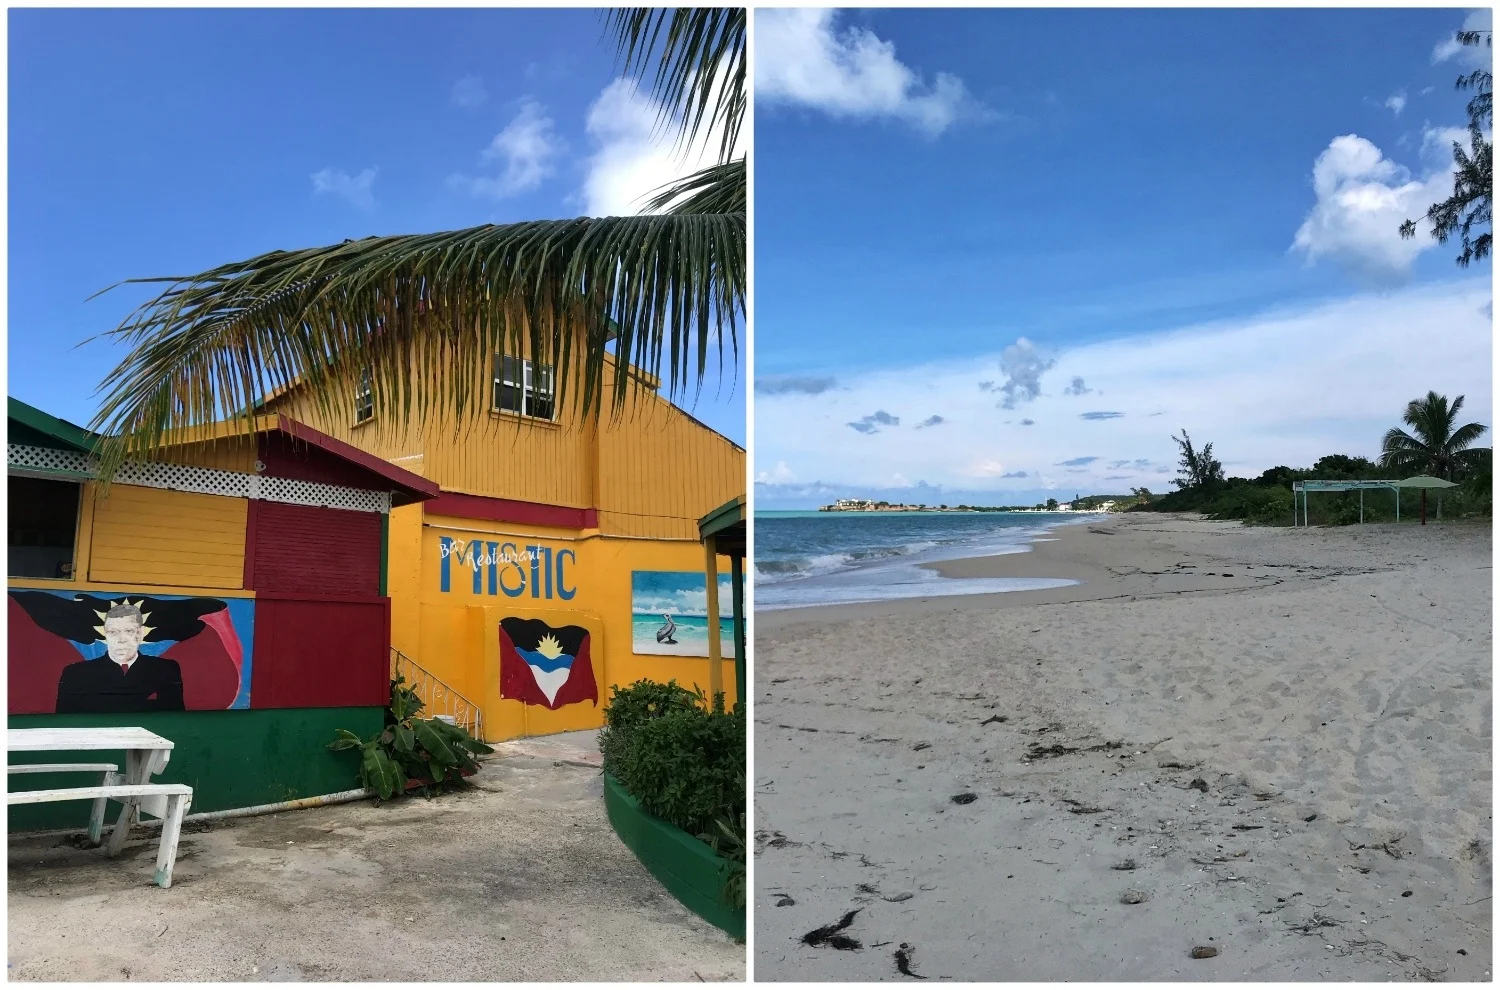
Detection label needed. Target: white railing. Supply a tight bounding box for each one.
[391,649,485,742]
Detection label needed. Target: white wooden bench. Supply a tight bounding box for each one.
[8,783,194,888]
[8,763,121,843]
[9,728,188,888]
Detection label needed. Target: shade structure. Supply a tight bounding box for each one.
[1292,476,1460,527]
[698,496,746,708]
[1390,475,1459,489]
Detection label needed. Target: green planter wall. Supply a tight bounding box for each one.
[602,772,744,940]
[8,707,380,832]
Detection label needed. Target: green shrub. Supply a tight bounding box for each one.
[1204,484,1294,525]
[600,679,746,906]
[329,675,494,800]
[598,679,705,771]
[613,704,744,839]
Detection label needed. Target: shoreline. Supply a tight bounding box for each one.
[754,513,1491,980]
[756,513,1276,635]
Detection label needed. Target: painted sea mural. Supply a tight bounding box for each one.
[630,570,735,657]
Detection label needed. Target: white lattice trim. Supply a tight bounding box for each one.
[114,460,253,500]
[8,444,92,477]
[259,475,390,513]
[8,444,393,514]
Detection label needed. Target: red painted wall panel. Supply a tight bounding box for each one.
[246,500,382,596]
[250,595,390,709]
[258,433,393,490]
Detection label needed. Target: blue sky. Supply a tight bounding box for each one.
[9,8,744,445]
[755,7,1493,508]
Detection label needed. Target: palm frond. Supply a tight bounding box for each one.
[644,157,747,215]
[606,8,745,163]
[1449,420,1488,451]
[87,211,744,479]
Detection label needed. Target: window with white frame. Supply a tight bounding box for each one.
[354,369,374,424]
[493,355,555,421]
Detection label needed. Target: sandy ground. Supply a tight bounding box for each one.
[8,734,744,981]
[754,514,1491,981]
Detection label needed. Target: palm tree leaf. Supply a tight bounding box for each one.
[606,8,744,163]
[86,211,744,479]
[644,158,747,216]
[1448,420,1488,451]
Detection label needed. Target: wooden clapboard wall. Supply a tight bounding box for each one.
[88,484,246,589]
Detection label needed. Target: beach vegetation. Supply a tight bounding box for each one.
[599,679,745,904]
[1171,429,1225,492]
[82,8,745,484]
[1134,393,1490,525]
[1400,28,1492,267]
[1379,391,1489,481]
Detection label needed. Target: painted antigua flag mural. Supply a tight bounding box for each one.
[631,571,735,658]
[499,617,598,710]
[8,590,254,715]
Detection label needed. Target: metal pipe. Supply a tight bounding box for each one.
[136,788,373,830]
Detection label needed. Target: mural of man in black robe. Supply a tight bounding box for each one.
[55,601,184,713]
[9,592,235,714]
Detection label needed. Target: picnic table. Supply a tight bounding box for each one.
[7,727,193,887]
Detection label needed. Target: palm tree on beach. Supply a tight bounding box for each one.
[1379,391,1488,481]
[84,8,744,480]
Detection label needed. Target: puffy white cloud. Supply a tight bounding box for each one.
[311,167,377,209]
[756,460,796,485]
[577,78,733,217]
[756,9,982,137]
[1291,134,1454,279]
[754,281,1492,497]
[451,101,561,200]
[1385,90,1407,116]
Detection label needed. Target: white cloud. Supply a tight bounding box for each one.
[451,75,488,109]
[754,282,1492,496]
[451,101,561,200]
[311,167,377,210]
[578,78,731,217]
[963,458,1008,478]
[756,460,796,485]
[1432,10,1492,64]
[756,9,982,137]
[1385,91,1407,116]
[1291,134,1455,279]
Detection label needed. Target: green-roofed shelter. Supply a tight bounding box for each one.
[1293,476,1459,526]
[698,496,746,708]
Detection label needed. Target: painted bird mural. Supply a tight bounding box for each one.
[498,617,597,710]
[656,613,678,645]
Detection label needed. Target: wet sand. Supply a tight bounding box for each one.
[754,514,1492,981]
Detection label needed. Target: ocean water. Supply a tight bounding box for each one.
[755,510,1098,609]
[631,613,736,657]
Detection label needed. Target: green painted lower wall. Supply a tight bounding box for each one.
[603,773,744,940]
[8,707,382,832]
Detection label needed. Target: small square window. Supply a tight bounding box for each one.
[354,370,374,424]
[493,355,555,421]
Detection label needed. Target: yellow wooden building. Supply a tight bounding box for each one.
[261,353,745,742]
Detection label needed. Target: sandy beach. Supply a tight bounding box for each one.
[754,513,1491,981]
